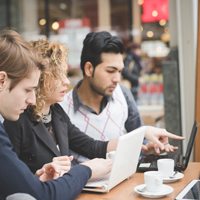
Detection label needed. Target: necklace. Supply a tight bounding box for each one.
[41,111,52,124]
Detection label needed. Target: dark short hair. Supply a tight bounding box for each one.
[80,31,124,75]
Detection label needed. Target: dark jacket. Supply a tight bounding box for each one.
[0,122,91,200]
[4,104,108,173]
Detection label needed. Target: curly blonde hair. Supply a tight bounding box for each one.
[30,39,68,120]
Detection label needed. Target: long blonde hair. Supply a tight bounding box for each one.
[30,39,68,120]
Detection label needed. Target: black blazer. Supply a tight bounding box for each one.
[4,104,107,173]
[0,122,92,200]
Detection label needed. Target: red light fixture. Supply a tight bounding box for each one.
[141,0,169,23]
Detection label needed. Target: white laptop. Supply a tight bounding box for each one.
[83,127,145,193]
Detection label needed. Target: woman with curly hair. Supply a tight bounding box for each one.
[3,39,112,176]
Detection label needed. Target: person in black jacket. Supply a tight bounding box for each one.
[0,30,112,200]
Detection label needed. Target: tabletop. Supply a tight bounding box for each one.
[76,162,200,200]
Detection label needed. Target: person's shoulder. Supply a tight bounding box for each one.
[4,110,29,125]
[119,84,136,103]
[0,123,7,138]
[52,103,65,113]
[52,104,70,120]
[119,84,131,95]
[0,124,13,150]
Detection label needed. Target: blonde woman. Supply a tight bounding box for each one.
[4,39,112,175]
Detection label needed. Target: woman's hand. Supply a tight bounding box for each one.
[35,155,73,182]
[52,155,73,176]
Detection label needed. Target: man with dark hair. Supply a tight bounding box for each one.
[61,31,140,145]
[80,31,124,75]
[60,31,181,162]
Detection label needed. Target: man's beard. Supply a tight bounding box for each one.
[89,82,112,97]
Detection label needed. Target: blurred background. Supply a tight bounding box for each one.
[0,0,199,159]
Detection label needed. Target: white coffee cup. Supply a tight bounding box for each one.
[106,151,116,161]
[144,171,163,192]
[157,158,175,178]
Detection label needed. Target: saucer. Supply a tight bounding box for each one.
[134,184,173,198]
[163,172,184,183]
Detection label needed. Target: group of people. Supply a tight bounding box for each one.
[0,30,183,200]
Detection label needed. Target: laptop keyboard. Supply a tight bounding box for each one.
[137,152,183,172]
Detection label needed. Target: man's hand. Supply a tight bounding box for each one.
[143,126,184,154]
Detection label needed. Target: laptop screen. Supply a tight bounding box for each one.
[182,121,198,170]
[137,121,198,172]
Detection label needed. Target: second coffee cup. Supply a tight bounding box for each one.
[157,158,175,178]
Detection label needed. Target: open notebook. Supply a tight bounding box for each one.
[137,121,198,172]
[83,127,145,193]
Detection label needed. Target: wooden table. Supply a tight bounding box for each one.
[76,162,200,200]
